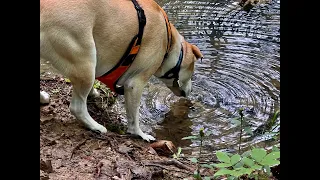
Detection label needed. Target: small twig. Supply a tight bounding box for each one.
[146,159,194,172]
[144,163,193,175]
[70,139,88,159]
[40,77,56,81]
[117,150,133,161]
[94,161,104,178]
[197,136,203,176]
[239,110,244,154]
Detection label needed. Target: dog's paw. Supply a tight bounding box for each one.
[40,91,50,104]
[90,123,107,134]
[128,128,155,142]
[140,133,156,142]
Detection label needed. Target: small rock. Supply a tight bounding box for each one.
[40,91,50,104]
[40,115,54,124]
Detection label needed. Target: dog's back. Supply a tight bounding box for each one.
[40,0,167,79]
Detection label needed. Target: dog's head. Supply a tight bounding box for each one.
[157,37,203,97]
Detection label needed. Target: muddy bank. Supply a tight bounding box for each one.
[40,75,199,180]
[40,74,279,180]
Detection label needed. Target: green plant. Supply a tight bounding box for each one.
[173,147,182,159]
[64,78,71,83]
[93,80,101,89]
[181,109,280,179]
[212,147,279,179]
[231,108,253,154]
[182,126,212,180]
[265,110,280,140]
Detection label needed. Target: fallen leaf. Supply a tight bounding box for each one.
[149,140,176,156]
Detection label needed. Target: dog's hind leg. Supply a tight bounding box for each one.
[41,28,107,134]
[124,76,156,142]
[68,65,107,134]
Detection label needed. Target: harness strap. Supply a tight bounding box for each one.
[160,45,183,79]
[96,0,146,95]
[159,7,172,58]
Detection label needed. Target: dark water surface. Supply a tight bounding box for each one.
[134,0,280,157]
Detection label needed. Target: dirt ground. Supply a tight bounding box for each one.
[40,75,199,180]
[40,74,279,180]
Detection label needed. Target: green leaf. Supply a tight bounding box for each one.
[244,127,253,135]
[231,154,241,165]
[231,119,241,126]
[216,151,231,163]
[64,78,71,83]
[93,81,101,89]
[260,159,280,166]
[242,157,255,167]
[264,165,271,176]
[251,164,262,170]
[193,170,200,179]
[227,176,237,180]
[190,157,198,163]
[226,152,234,157]
[177,147,182,155]
[236,167,254,176]
[212,163,232,168]
[182,136,198,140]
[272,146,280,152]
[230,170,244,177]
[204,177,211,180]
[201,164,213,169]
[214,168,233,176]
[271,110,280,124]
[260,151,280,166]
[251,148,267,162]
[264,152,280,160]
[233,160,244,168]
[242,150,251,157]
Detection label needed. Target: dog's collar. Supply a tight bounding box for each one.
[160,45,183,81]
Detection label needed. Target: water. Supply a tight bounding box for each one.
[139,0,280,157]
[41,0,280,159]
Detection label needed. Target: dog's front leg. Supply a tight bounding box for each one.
[124,78,155,142]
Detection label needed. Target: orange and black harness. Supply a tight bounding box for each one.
[96,0,182,95]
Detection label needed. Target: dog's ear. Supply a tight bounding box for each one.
[192,44,203,62]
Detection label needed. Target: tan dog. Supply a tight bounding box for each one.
[40,0,203,141]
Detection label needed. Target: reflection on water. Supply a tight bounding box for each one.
[40,0,280,158]
[150,0,280,156]
[154,98,194,149]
